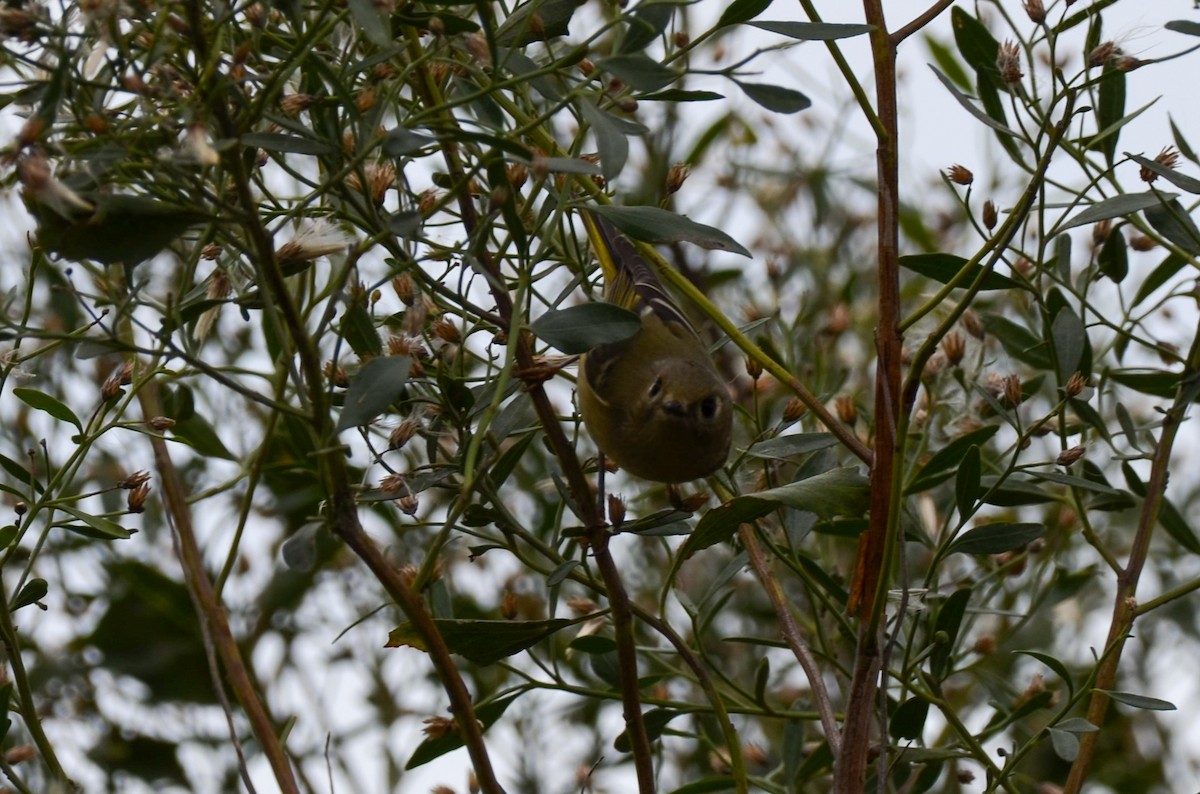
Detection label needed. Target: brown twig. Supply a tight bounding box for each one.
[1063,335,1200,791]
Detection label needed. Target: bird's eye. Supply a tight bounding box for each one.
[699,397,718,419]
[648,377,663,398]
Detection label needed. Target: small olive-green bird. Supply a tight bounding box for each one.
[577,211,732,483]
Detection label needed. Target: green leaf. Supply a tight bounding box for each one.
[1108,369,1185,400]
[1093,66,1125,163]
[11,578,48,612]
[1099,690,1176,711]
[1058,191,1176,232]
[980,476,1056,506]
[495,0,584,44]
[387,210,423,238]
[748,20,873,40]
[638,89,725,102]
[532,303,640,354]
[381,127,437,156]
[1051,305,1086,381]
[336,356,411,431]
[405,694,520,769]
[240,132,336,156]
[1164,20,1200,37]
[890,696,930,741]
[744,433,839,460]
[1049,727,1080,761]
[951,7,1000,77]
[346,0,392,47]
[590,205,751,257]
[926,35,973,92]
[681,467,868,559]
[1014,650,1075,697]
[1097,228,1128,282]
[388,617,587,665]
[929,588,971,679]
[907,425,999,495]
[578,100,630,181]
[1125,152,1200,194]
[1170,115,1198,164]
[0,525,17,550]
[735,81,811,114]
[340,297,382,358]
[59,506,132,540]
[983,314,1052,368]
[619,0,674,53]
[955,445,980,520]
[597,53,679,92]
[717,0,772,27]
[1144,198,1200,255]
[615,708,687,752]
[930,66,1018,137]
[899,253,1021,291]
[30,194,206,265]
[12,388,82,431]
[947,522,1045,555]
[170,414,236,460]
[1053,0,1120,33]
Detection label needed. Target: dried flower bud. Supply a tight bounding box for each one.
[118,470,151,489]
[392,273,418,306]
[4,745,35,765]
[500,590,519,620]
[942,331,966,366]
[1064,371,1087,398]
[506,162,528,189]
[427,14,445,35]
[973,635,997,655]
[354,85,377,112]
[982,199,998,230]
[363,161,395,205]
[743,743,768,766]
[745,356,763,381]
[422,715,455,740]
[465,33,491,65]
[824,302,850,335]
[1087,41,1116,68]
[14,502,27,516]
[578,58,595,77]
[388,419,419,450]
[280,93,318,116]
[1129,234,1156,251]
[783,396,807,423]
[431,317,461,344]
[1092,218,1112,245]
[835,395,858,425]
[1022,0,1045,23]
[606,493,625,528]
[947,164,974,185]
[145,416,176,431]
[1139,147,1180,183]
[418,188,439,217]
[957,769,977,784]
[380,473,406,494]
[397,493,420,515]
[674,490,710,513]
[665,161,691,194]
[324,360,349,387]
[201,243,221,260]
[1002,374,1023,407]
[127,482,151,513]
[1056,445,1086,466]
[566,597,597,615]
[1114,55,1140,72]
[961,309,985,340]
[673,30,689,48]
[997,40,1023,84]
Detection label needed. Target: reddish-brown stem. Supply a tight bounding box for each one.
[838,1,901,790]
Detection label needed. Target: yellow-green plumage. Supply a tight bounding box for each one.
[577,212,732,482]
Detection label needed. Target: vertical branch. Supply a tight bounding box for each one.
[839,2,900,791]
[402,32,656,791]
[1064,333,1200,792]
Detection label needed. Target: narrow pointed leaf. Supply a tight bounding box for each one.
[1058,191,1176,232]
[590,205,751,256]
[947,522,1045,555]
[337,356,411,431]
[12,388,82,431]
